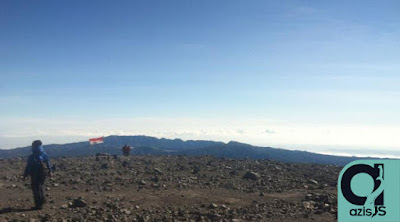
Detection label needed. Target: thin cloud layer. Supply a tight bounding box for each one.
[1,117,399,152]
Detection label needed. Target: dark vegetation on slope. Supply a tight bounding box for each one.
[0,135,366,165]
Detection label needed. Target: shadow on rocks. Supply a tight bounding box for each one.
[0,207,36,214]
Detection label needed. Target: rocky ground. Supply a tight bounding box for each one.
[0,154,341,221]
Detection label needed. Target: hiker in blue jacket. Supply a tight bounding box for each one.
[23,140,52,210]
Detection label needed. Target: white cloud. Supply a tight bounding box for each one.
[264,129,276,134]
[1,117,400,152]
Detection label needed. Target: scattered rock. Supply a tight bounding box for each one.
[243,171,260,181]
[70,198,88,208]
[302,201,314,210]
[308,179,319,185]
[209,203,218,209]
[154,168,163,174]
[0,155,339,221]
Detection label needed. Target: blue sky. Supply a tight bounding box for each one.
[1,1,399,154]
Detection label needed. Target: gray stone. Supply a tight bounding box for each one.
[243,171,260,181]
[209,203,218,209]
[71,198,88,208]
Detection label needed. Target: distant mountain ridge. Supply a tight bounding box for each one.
[0,135,367,165]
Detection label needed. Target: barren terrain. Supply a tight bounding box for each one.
[0,154,341,221]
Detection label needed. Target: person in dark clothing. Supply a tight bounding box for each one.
[23,140,52,210]
[122,144,131,156]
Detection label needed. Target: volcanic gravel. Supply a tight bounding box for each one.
[0,154,341,221]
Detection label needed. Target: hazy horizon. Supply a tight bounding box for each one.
[2,133,400,160]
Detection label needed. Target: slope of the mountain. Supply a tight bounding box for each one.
[105,135,224,150]
[181,141,361,166]
[0,135,366,165]
[0,136,222,158]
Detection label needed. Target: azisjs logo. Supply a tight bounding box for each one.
[341,163,385,218]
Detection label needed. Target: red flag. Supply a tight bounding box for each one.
[89,137,104,145]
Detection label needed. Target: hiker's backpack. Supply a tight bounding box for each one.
[31,155,48,178]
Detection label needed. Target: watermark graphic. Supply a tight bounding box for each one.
[338,160,400,221]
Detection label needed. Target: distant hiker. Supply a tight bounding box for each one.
[23,140,52,210]
[122,144,131,156]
